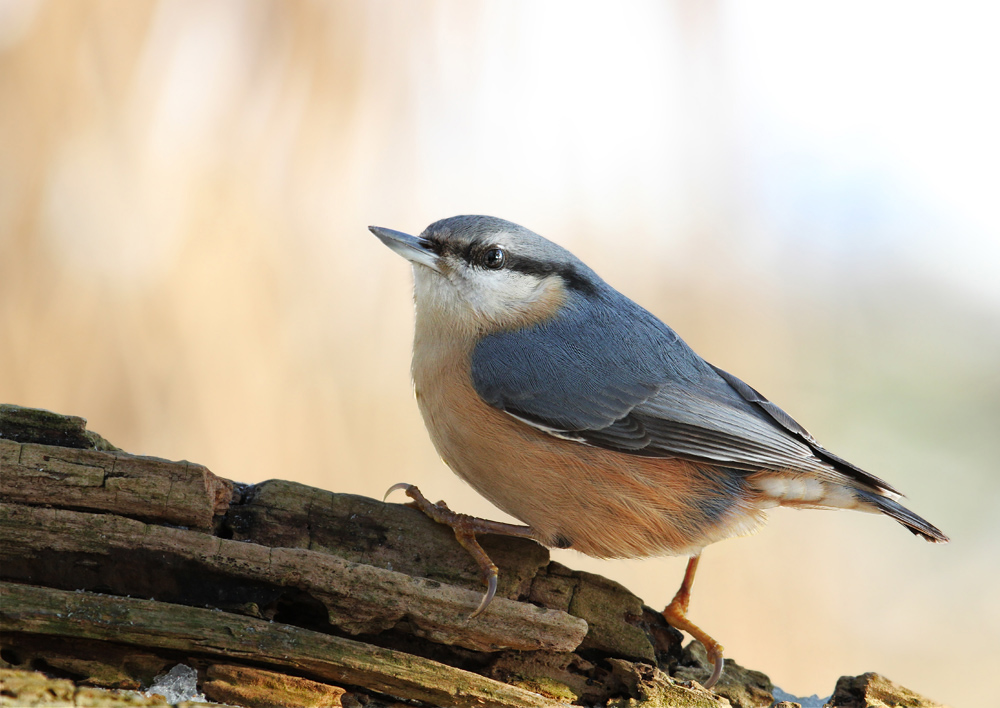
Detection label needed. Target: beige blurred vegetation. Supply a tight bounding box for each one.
[1,2,997,705]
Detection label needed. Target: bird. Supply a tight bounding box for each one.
[369,215,948,689]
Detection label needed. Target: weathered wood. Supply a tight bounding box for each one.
[0,403,950,708]
[603,659,728,708]
[555,564,659,663]
[0,439,232,531]
[0,583,572,708]
[827,672,951,708]
[0,503,588,654]
[226,479,661,662]
[0,404,118,451]
[226,479,552,601]
[0,634,174,691]
[202,665,347,708]
[0,668,230,707]
[674,641,774,708]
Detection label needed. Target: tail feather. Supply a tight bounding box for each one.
[854,489,949,543]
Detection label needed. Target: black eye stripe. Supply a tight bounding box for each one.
[505,255,553,276]
[435,237,597,295]
[506,255,597,295]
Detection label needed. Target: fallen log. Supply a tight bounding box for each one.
[0,404,950,708]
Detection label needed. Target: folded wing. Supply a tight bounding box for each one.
[471,291,895,494]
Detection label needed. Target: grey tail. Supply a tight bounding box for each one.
[854,489,949,543]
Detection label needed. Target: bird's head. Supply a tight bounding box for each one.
[370,215,602,334]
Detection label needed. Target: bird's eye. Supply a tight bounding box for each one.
[481,247,506,270]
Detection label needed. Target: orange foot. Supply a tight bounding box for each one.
[384,483,537,617]
[662,554,725,689]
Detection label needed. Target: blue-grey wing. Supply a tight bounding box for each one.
[471,294,668,434]
[471,292,895,492]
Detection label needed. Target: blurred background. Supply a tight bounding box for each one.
[1,1,997,704]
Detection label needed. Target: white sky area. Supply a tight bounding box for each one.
[724,2,1000,302]
[410,1,1000,305]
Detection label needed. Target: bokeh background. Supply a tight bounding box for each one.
[2,1,997,704]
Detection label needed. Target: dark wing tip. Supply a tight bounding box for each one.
[710,364,904,496]
[854,489,950,543]
[708,365,815,438]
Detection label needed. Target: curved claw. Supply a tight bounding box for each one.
[384,485,532,622]
[383,482,414,502]
[467,571,498,620]
[703,653,724,690]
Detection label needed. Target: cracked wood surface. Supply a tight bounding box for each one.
[0,403,949,708]
[0,438,232,531]
[0,502,588,653]
[0,582,570,708]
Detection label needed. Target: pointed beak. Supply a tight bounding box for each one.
[369,226,440,272]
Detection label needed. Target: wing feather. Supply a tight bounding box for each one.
[471,290,891,492]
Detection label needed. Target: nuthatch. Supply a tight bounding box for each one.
[370,215,948,689]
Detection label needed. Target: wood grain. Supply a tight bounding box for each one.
[0,583,571,708]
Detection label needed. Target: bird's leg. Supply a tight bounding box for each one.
[662,554,725,689]
[384,483,537,618]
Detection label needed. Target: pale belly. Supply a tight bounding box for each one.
[413,358,765,559]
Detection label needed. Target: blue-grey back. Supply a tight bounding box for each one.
[470,283,892,486]
[472,285,776,438]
